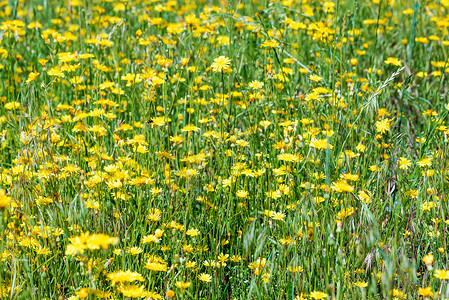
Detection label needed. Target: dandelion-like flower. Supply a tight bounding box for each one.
[375,118,391,134]
[434,269,449,280]
[198,273,212,283]
[211,56,231,73]
[310,291,329,299]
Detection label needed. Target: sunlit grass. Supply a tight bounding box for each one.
[0,0,449,299]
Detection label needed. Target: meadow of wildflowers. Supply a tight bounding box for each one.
[0,0,449,299]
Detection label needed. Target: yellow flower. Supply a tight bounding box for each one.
[341,173,359,181]
[418,286,433,297]
[170,135,185,144]
[369,165,379,172]
[85,233,119,250]
[261,272,271,284]
[278,153,300,162]
[174,281,191,289]
[309,74,323,82]
[35,247,51,255]
[148,117,171,127]
[358,190,371,204]
[259,120,271,127]
[417,157,432,167]
[0,189,12,208]
[422,201,435,211]
[331,180,354,193]
[198,273,212,282]
[354,281,368,287]
[248,257,268,276]
[310,138,333,149]
[416,71,428,78]
[47,66,65,78]
[119,285,148,298]
[384,57,401,66]
[434,269,449,280]
[337,207,355,219]
[26,72,40,84]
[375,118,391,134]
[106,179,122,189]
[421,254,433,265]
[271,212,285,221]
[186,228,200,236]
[181,57,190,66]
[147,208,162,221]
[127,247,143,255]
[65,232,118,255]
[181,124,200,132]
[421,169,434,177]
[147,291,163,299]
[236,190,249,198]
[38,58,48,67]
[389,289,406,299]
[144,256,168,272]
[4,101,22,110]
[287,265,303,273]
[261,39,279,48]
[75,288,89,299]
[398,157,412,170]
[248,80,264,89]
[310,291,328,299]
[166,290,175,298]
[142,234,160,244]
[107,270,144,286]
[210,56,231,73]
[405,190,419,198]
